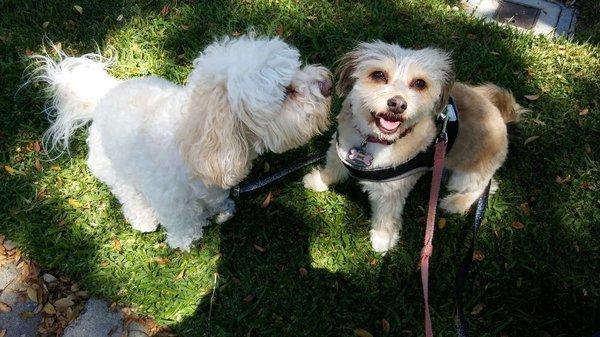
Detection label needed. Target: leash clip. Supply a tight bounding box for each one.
[436,108,449,144]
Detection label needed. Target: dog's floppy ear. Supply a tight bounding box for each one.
[436,61,455,114]
[335,49,360,97]
[179,86,249,189]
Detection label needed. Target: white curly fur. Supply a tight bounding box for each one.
[34,35,332,250]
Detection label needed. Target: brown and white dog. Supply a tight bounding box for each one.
[303,41,524,253]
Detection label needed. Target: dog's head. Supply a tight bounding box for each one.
[179,35,332,188]
[336,41,454,141]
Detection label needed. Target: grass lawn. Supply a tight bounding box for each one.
[1,0,598,336]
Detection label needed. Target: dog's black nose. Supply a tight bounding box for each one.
[387,95,407,113]
[319,79,332,97]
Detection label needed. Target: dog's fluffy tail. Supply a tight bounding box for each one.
[473,83,527,141]
[30,49,119,154]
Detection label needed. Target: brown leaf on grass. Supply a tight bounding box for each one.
[0,302,12,313]
[381,319,390,333]
[579,108,589,116]
[4,165,16,175]
[584,143,592,154]
[524,94,539,101]
[261,192,273,208]
[354,328,373,337]
[524,136,539,145]
[112,238,122,252]
[33,141,41,152]
[276,26,284,36]
[100,260,110,268]
[36,188,47,200]
[370,259,379,267]
[243,293,255,303]
[438,217,447,229]
[75,290,89,298]
[34,159,43,172]
[473,250,485,261]
[519,203,530,216]
[253,244,266,253]
[160,5,170,16]
[511,221,525,230]
[174,269,185,281]
[470,303,484,316]
[43,303,56,315]
[298,267,308,277]
[154,257,169,265]
[73,5,83,14]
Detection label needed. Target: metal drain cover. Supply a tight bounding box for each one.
[462,0,577,37]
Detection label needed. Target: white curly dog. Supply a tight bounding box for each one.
[34,35,332,250]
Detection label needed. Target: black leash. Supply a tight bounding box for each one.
[454,180,492,337]
[232,153,326,196]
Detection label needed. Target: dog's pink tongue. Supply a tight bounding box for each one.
[379,117,400,130]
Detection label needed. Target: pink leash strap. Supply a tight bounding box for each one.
[420,139,447,337]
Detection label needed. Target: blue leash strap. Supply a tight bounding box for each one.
[454,180,492,337]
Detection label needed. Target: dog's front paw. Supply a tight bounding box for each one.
[215,199,236,224]
[370,229,399,253]
[440,194,472,214]
[303,169,329,192]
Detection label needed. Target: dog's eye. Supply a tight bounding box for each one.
[370,71,387,83]
[411,79,427,90]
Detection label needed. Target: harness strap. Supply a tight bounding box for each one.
[454,180,492,337]
[420,138,448,337]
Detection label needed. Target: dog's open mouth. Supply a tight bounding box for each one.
[373,113,404,134]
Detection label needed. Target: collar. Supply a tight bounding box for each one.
[337,97,459,182]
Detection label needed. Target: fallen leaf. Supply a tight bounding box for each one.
[51,165,60,171]
[473,250,485,261]
[584,143,592,154]
[524,136,539,145]
[175,269,185,280]
[438,217,447,229]
[579,108,589,116]
[36,187,47,200]
[4,165,16,175]
[27,286,38,303]
[382,319,390,333]
[154,257,169,265]
[0,302,12,312]
[471,303,484,316]
[524,94,539,101]
[34,159,43,171]
[276,25,284,36]
[112,238,122,252]
[354,328,373,337]
[261,192,273,208]
[0,329,6,337]
[54,298,74,311]
[160,5,170,16]
[43,303,56,314]
[67,198,82,208]
[75,290,89,298]
[519,203,530,216]
[243,293,255,303]
[511,221,525,230]
[19,311,35,319]
[42,21,49,29]
[253,244,266,253]
[100,260,110,268]
[73,5,83,14]
[33,141,41,152]
[116,14,124,21]
[298,267,308,277]
[370,258,379,267]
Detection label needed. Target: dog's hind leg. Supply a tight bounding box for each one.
[440,170,497,214]
[86,127,159,232]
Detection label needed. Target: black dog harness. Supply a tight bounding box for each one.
[337,97,459,182]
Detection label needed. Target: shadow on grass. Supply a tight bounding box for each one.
[0,0,598,336]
